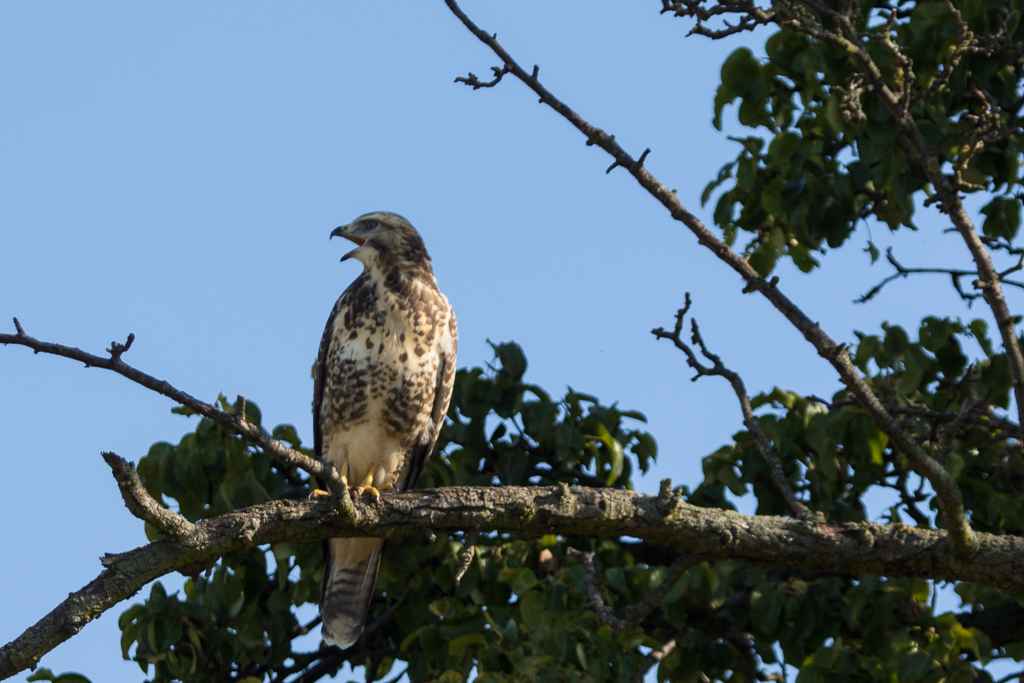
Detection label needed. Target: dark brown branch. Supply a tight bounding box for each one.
[566,548,630,630]
[443,0,978,557]
[809,397,1021,437]
[454,65,509,89]
[4,483,1024,679]
[935,392,981,466]
[623,553,706,626]
[566,545,705,631]
[891,470,930,527]
[0,319,345,496]
[856,248,1024,304]
[101,452,195,540]
[653,294,813,520]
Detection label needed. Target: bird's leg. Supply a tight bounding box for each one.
[309,462,349,499]
[379,482,394,492]
[350,471,380,501]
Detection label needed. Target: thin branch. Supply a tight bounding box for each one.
[569,548,704,634]
[891,470,930,527]
[813,397,1021,437]
[652,294,813,520]
[856,248,1024,304]
[623,553,706,625]
[454,64,509,89]
[630,636,677,683]
[567,546,704,631]
[935,393,982,466]
[566,548,630,630]
[443,0,978,557]
[101,452,195,541]
[0,319,345,496]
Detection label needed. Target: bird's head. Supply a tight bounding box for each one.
[331,211,434,280]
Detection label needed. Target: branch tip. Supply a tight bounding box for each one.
[107,333,135,362]
[656,478,679,515]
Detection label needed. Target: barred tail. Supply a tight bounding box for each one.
[319,537,384,649]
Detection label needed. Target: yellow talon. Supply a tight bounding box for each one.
[309,489,333,499]
[379,482,394,493]
[351,484,381,499]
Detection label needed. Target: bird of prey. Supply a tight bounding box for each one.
[314,211,458,649]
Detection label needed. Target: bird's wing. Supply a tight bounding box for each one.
[401,303,458,491]
[312,298,339,466]
[315,288,355,648]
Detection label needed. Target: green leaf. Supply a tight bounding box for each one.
[490,340,527,381]
[518,590,546,629]
[865,240,880,263]
[448,633,486,658]
[981,196,1021,240]
[511,568,538,596]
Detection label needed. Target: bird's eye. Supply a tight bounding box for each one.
[364,219,379,229]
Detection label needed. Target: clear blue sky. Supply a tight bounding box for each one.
[0,2,1013,681]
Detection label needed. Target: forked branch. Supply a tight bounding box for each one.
[0,319,345,495]
[652,294,812,520]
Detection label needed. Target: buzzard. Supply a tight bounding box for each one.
[314,211,458,649]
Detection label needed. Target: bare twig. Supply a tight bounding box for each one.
[652,295,812,520]
[444,0,978,556]
[856,248,1024,304]
[0,320,345,496]
[455,64,509,89]
[891,470,931,527]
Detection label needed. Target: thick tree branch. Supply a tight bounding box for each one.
[5,482,1024,680]
[443,0,978,556]
[653,294,813,520]
[0,319,345,495]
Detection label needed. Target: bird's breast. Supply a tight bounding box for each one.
[320,276,451,442]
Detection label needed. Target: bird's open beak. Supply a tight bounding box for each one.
[330,225,366,246]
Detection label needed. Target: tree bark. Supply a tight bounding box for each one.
[3,484,1023,680]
